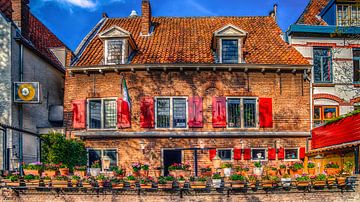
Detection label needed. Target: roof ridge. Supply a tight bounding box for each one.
[108,15,272,20]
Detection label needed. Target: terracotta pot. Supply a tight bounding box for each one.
[111,182,124,189]
[97,180,105,188]
[291,169,303,176]
[133,171,141,177]
[44,170,57,177]
[154,170,162,178]
[267,169,277,176]
[23,169,41,176]
[313,180,326,186]
[140,183,152,189]
[326,168,339,176]
[127,180,137,188]
[82,181,92,188]
[169,171,177,178]
[327,178,336,186]
[261,180,273,188]
[231,180,246,188]
[308,168,315,175]
[74,170,87,177]
[141,170,149,177]
[201,171,212,177]
[59,168,70,176]
[296,181,310,187]
[25,180,40,188]
[190,181,207,189]
[337,177,346,186]
[279,168,286,175]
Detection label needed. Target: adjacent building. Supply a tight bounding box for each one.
[0,0,70,170]
[287,0,360,127]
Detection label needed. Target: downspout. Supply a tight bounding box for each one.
[306,68,313,154]
[18,43,24,176]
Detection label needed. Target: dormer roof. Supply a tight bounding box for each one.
[98,26,138,50]
[213,24,248,37]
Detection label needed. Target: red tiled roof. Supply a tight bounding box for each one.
[28,13,67,70]
[74,16,309,66]
[296,0,330,25]
[0,0,12,19]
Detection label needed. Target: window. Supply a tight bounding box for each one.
[88,99,117,129]
[284,148,299,161]
[222,39,238,64]
[105,40,123,64]
[251,148,267,161]
[354,49,360,83]
[227,97,257,128]
[88,149,117,170]
[313,48,332,83]
[313,106,339,126]
[217,149,232,161]
[155,97,187,129]
[337,4,360,26]
[354,104,360,111]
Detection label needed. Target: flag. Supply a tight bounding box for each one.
[118,77,131,128]
[122,78,131,109]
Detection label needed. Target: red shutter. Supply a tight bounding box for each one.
[72,100,86,129]
[268,148,276,160]
[233,149,242,160]
[212,97,226,128]
[117,98,131,128]
[188,96,203,128]
[299,147,306,159]
[243,148,251,160]
[259,98,273,128]
[209,149,217,161]
[277,147,284,160]
[140,97,154,128]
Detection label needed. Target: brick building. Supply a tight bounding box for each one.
[64,0,311,175]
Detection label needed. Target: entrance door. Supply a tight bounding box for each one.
[163,149,182,176]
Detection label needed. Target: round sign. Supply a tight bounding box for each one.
[18,83,36,101]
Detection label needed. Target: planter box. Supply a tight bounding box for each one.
[327,179,336,186]
[281,178,291,187]
[44,170,57,177]
[158,182,173,189]
[337,177,346,186]
[42,180,51,187]
[140,183,152,189]
[261,180,274,188]
[212,179,222,188]
[52,180,69,188]
[25,180,40,188]
[177,181,186,188]
[97,180,105,188]
[231,181,246,188]
[249,182,257,188]
[59,168,70,176]
[296,181,310,187]
[111,183,124,189]
[326,168,339,176]
[127,180,137,188]
[4,180,19,187]
[313,180,326,186]
[190,181,207,189]
[23,169,41,176]
[74,170,87,177]
[71,180,79,187]
[81,182,92,188]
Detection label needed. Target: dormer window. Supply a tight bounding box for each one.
[213,24,247,64]
[99,26,138,65]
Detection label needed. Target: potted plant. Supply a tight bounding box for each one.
[52,175,69,188]
[177,176,186,188]
[23,162,43,176]
[4,174,20,187]
[229,174,247,188]
[200,166,212,177]
[90,161,101,177]
[237,166,250,176]
[179,162,191,177]
[71,175,81,187]
[74,166,87,177]
[141,163,150,177]
[327,175,336,186]
[132,163,142,177]
[280,174,292,187]
[189,176,207,189]
[126,175,137,188]
[325,162,340,175]
[248,174,258,189]
[157,176,174,189]
[41,176,51,187]
[96,174,108,188]
[221,163,232,177]
[267,166,277,176]
[111,166,126,178]
[59,163,70,176]
[139,177,153,189]
[81,176,93,188]
[43,163,59,177]
[261,175,276,188]
[307,161,316,175]
[289,162,304,176]
[212,173,222,188]
[343,161,354,175]
[154,166,162,178]
[110,177,124,189]
[312,174,326,187]
[279,164,287,175]
[24,174,40,188]
[253,161,262,176]
[295,174,310,187]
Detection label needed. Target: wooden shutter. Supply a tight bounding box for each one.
[277,147,285,160]
[140,97,154,128]
[268,148,276,160]
[212,97,226,128]
[209,149,217,161]
[259,98,273,128]
[233,149,242,160]
[117,98,131,128]
[243,148,251,160]
[188,96,203,128]
[299,147,306,159]
[72,100,86,129]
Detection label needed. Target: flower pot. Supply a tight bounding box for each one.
[141,170,149,177]
[4,180,19,187]
[327,178,336,186]
[133,171,141,177]
[261,180,274,188]
[313,180,326,187]
[52,180,69,188]
[253,168,263,176]
[82,181,92,188]
[281,178,292,187]
[25,180,40,188]
[154,170,162,178]
[326,168,339,176]
[223,168,232,177]
[44,170,57,177]
[240,171,248,177]
[268,169,277,176]
[231,180,246,188]
[177,181,186,188]
[201,171,212,177]
[190,181,207,189]
[23,169,41,176]
[158,182,173,189]
[296,181,310,187]
[337,177,346,186]
[42,180,51,187]
[89,168,101,177]
[111,182,124,189]
[127,180,137,188]
[279,168,286,176]
[59,168,70,176]
[140,183,152,189]
[308,168,315,175]
[249,181,257,188]
[291,169,303,176]
[97,180,105,188]
[212,179,222,188]
[169,171,177,178]
[74,170,87,177]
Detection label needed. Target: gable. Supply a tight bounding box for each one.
[214,25,248,37]
[99,26,131,38]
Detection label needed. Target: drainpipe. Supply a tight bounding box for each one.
[18,43,24,176]
[306,69,313,153]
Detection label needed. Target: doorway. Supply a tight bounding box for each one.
[163,149,182,176]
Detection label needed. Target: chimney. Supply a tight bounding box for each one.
[270,4,278,22]
[141,0,152,36]
[11,0,30,38]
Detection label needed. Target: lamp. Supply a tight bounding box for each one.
[102,155,111,171]
[139,139,146,154]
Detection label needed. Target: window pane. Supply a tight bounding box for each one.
[285,149,298,160]
[227,98,241,128]
[252,149,266,160]
[88,149,101,167]
[222,39,238,63]
[217,149,232,160]
[323,107,337,120]
[313,48,332,83]
[157,98,170,128]
[314,107,321,120]
[103,100,117,128]
[89,100,101,128]
[354,59,360,82]
[104,150,117,168]
[338,5,343,26]
[107,40,123,64]
[173,98,187,128]
[244,99,256,128]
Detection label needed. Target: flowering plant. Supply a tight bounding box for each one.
[254,161,262,168]
[248,174,257,182]
[140,177,153,184]
[74,165,87,171]
[158,176,175,184]
[96,174,108,181]
[44,163,60,171]
[141,163,150,171]
[59,163,68,169]
[126,175,137,181]
[71,175,81,181]
[189,176,207,182]
[132,163,142,172]
[307,161,315,168]
[23,162,43,171]
[229,174,246,181]
[168,163,190,171]
[221,163,233,169]
[325,162,340,169]
[295,174,310,181]
[91,160,101,169]
[314,174,326,181]
[23,174,40,181]
[53,175,69,181]
[200,166,212,172]
[289,162,304,171]
[110,166,125,175]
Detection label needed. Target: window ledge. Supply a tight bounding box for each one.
[313,83,335,87]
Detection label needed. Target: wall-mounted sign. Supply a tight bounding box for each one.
[13,82,41,104]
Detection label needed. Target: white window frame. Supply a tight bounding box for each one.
[219,38,242,64]
[284,148,300,161]
[104,39,126,65]
[217,148,233,161]
[154,96,188,129]
[87,148,118,171]
[87,97,118,130]
[336,4,360,26]
[226,97,259,129]
[251,148,268,161]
